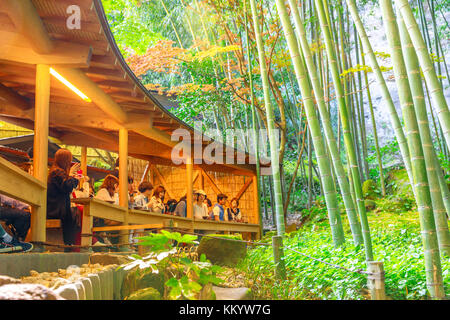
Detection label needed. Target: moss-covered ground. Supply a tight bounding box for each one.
[236,207,448,300]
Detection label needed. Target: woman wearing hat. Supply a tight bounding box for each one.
[193,189,208,220]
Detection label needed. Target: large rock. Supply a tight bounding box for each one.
[362,179,379,199]
[89,253,130,266]
[364,200,377,211]
[121,268,164,299]
[126,287,161,300]
[285,224,297,233]
[0,276,21,286]
[197,234,246,267]
[0,284,64,300]
[386,169,413,197]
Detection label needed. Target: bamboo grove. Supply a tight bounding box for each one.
[104,0,450,298]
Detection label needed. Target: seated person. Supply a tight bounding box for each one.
[128,176,136,209]
[47,149,81,251]
[150,186,166,214]
[0,224,32,253]
[204,198,213,218]
[134,181,154,210]
[212,193,228,221]
[0,194,31,242]
[173,196,187,217]
[95,174,119,204]
[174,191,197,217]
[165,199,178,215]
[193,190,208,220]
[94,174,121,245]
[226,198,242,222]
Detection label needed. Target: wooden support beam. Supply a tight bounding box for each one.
[152,165,174,200]
[31,64,50,243]
[52,67,128,124]
[0,115,63,139]
[0,30,92,68]
[0,83,31,110]
[201,170,223,195]
[235,178,253,201]
[119,128,129,246]
[3,0,54,54]
[134,127,178,149]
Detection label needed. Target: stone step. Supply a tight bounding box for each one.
[212,286,252,300]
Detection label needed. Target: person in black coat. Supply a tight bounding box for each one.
[47,149,80,249]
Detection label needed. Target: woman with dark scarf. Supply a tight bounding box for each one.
[47,149,80,250]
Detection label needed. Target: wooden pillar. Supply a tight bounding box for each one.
[80,146,88,176]
[186,157,194,231]
[119,128,129,247]
[31,64,50,243]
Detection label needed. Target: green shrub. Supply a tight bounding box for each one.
[376,195,416,213]
[362,179,379,199]
[239,219,449,300]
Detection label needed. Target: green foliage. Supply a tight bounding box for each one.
[376,195,416,213]
[282,160,322,212]
[119,230,223,300]
[299,196,329,223]
[362,179,380,199]
[239,212,449,300]
[102,0,163,56]
[385,169,414,197]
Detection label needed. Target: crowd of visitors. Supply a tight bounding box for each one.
[0,148,246,253]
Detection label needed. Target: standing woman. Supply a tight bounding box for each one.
[150,185,166,214]
[47,149,80,250]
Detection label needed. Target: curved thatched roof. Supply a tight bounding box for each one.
[0,0,268,176]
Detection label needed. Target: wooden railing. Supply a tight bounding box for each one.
[0,156,46,207]
[72,197,261,247]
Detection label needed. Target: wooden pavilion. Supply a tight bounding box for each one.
[0,0,267,248]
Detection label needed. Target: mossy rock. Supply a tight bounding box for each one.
[126,287,161,300]
[376,196,415,213]
[364,199,376,211]
[386,169,413,197]
[285,224,297,233]
[121,268,164,299]
[362,179,379,199]
[197,234,246,267]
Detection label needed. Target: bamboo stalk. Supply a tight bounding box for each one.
[381,0,445,298]
[396,0,450,151]
[274,0,345,246]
